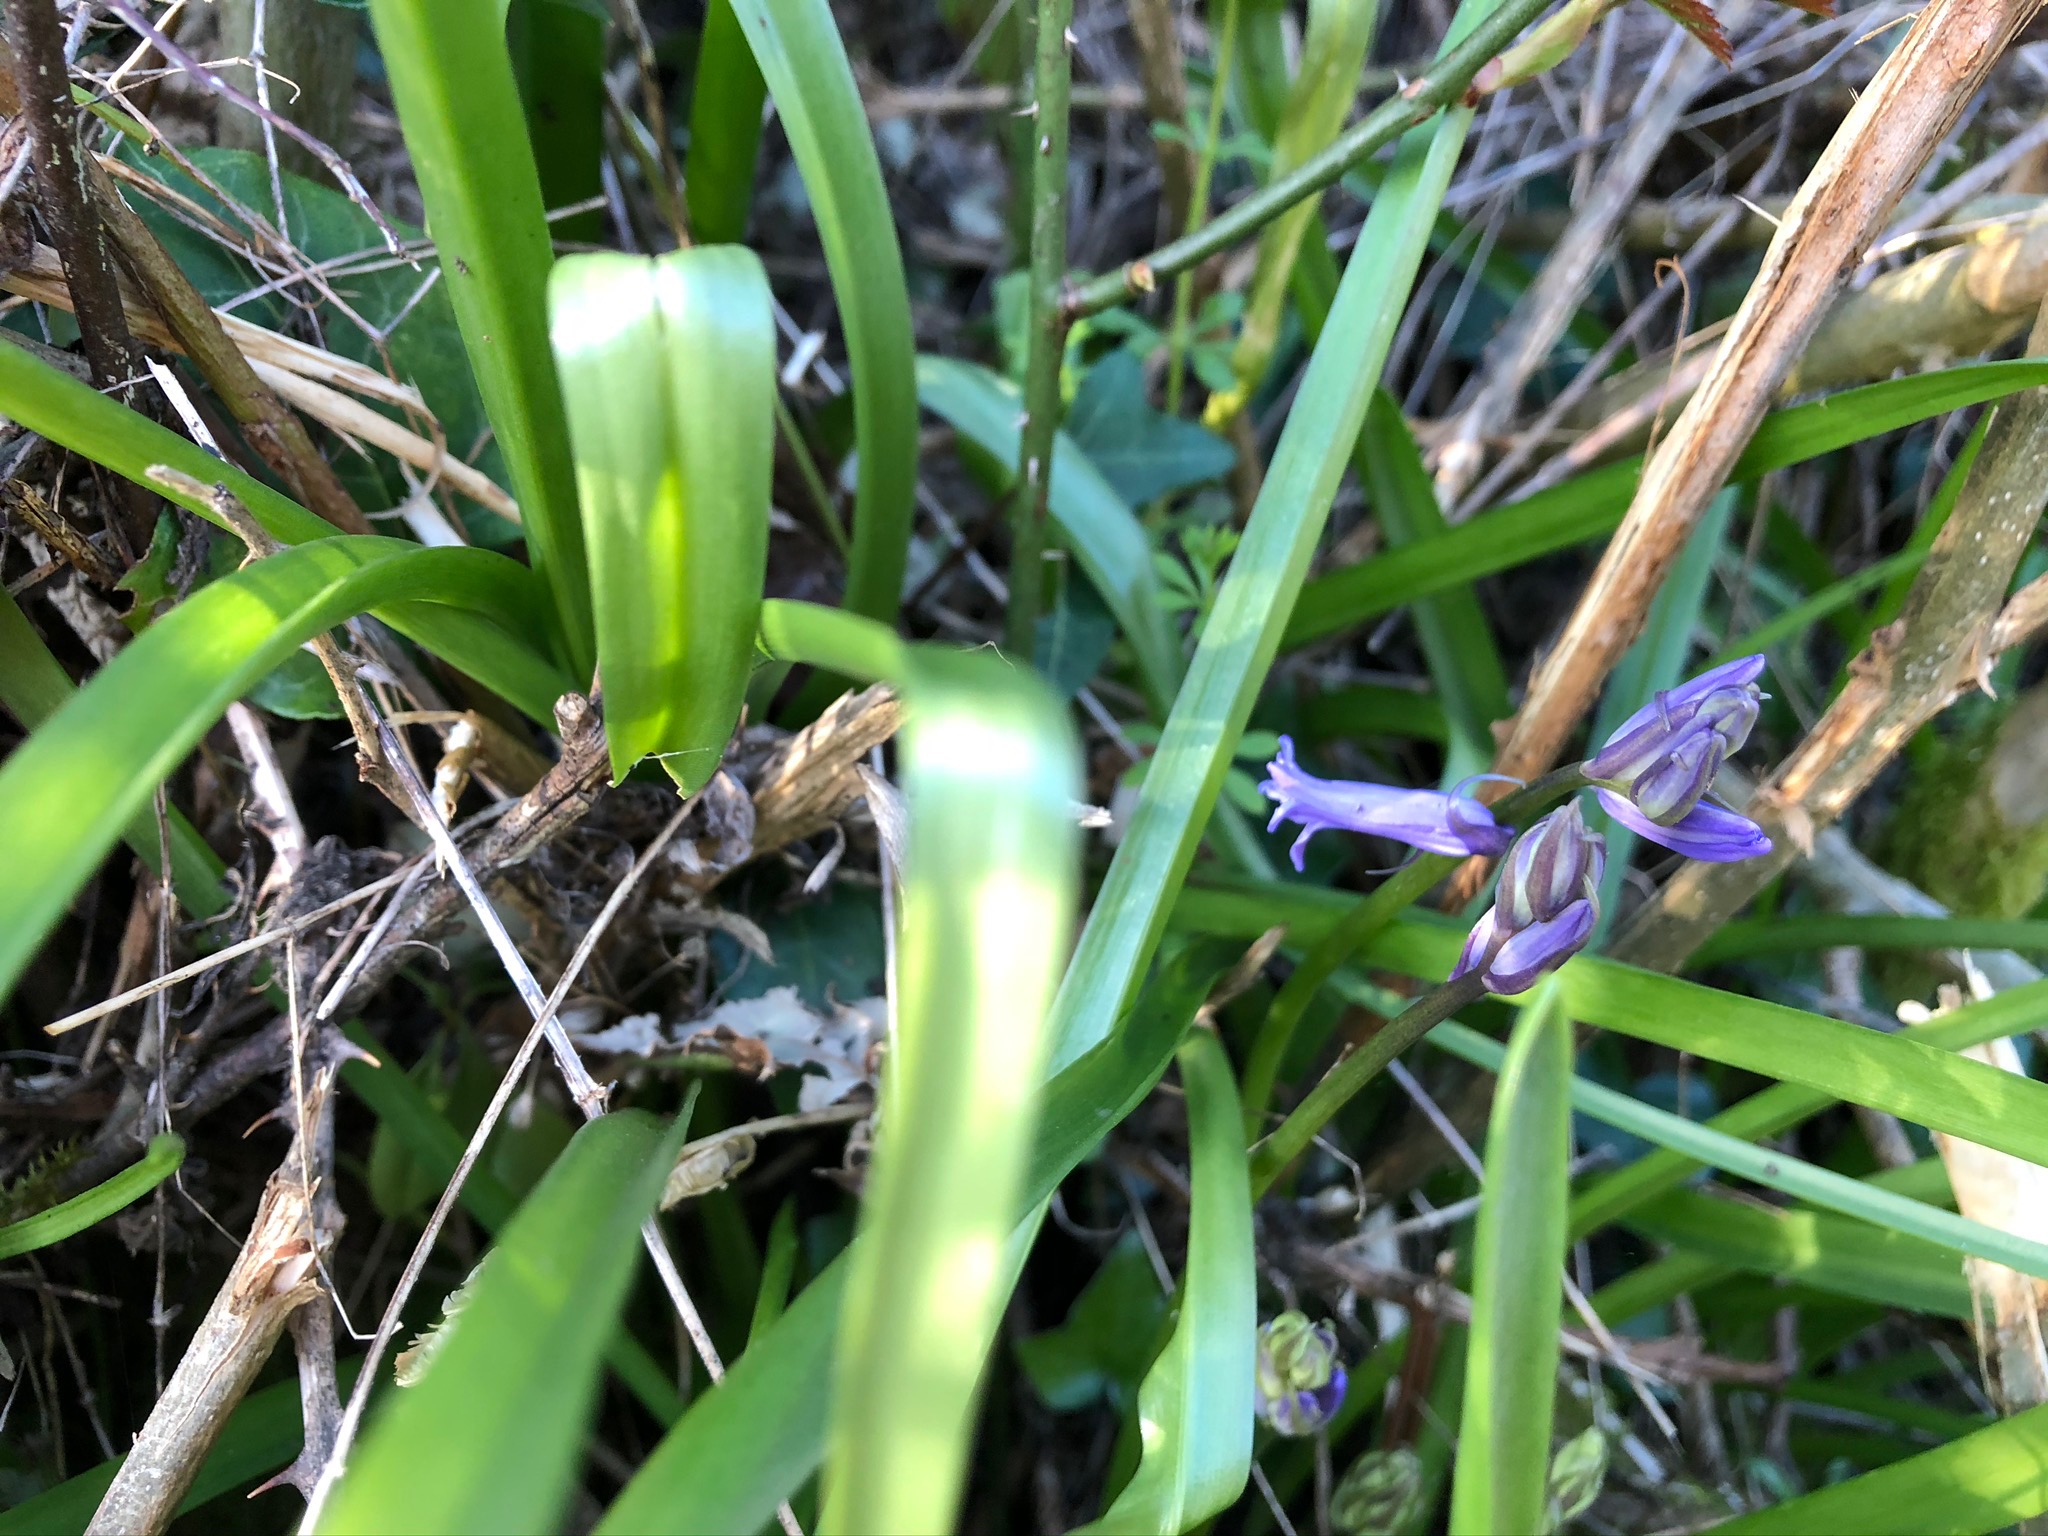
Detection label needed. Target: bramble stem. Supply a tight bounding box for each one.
[1060,0,1555,322]
[1005,0,1077,652]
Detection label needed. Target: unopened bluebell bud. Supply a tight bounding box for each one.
[1255,1311,1347,1437]
[1260,737,1512,872]
[1584,657,1772,863]
[1454,803,1602,996]
[1544,1425,1609,1531]
[1332,1447,1425,1535]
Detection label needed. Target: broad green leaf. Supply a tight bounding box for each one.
[1450,986,1571,1536]
[732,0,917,624]
[1066,351,1238,508]
[0,538,560,1003]
[551,248,774,788]
[822,649,1080,1534]
[1283,359,2048,648]
[1079,1029,1255,1535]
[1624,1186,1971,1318]
[1715,1401,2048,1534]
[1430,1019,2048,1284]
[0,1134,183,1259]
[0,1362,365,1535]
[1225,0,1376,403]
[597,946,1231,1536]
[757,598,911,686]
[0,586,225,914]
[365,0,594,670]
[685,0,768,244]
[0,331,567,722]
[317,1111,687,1534]
[916,354,1184,709]
[1045,0,1500,1074]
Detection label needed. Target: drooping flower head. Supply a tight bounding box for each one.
[1585,656,1772,862]
[1260,736,1513,873]
[1255,1311,1347,1437]
[1454,802,1603,996]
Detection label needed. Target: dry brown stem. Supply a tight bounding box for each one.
[1611,301,2048,973]
[1125,0,1194,236]
[86,1069,340,1535]
[1487,0,2046,799]
[748,684,904,858]
[86,162,372,534]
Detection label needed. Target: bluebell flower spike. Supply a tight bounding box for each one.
[1454,802,1603,996]
[1585,655,1773,862]
[1260,736,1513,872]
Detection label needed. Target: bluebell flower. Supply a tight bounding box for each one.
[1584,656,1772,862]
[1260,737,1512,872]
[1454,802,1603,996]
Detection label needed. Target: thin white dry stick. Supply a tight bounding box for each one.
[300,792,695,1530]
[44,866,416,1037]
[308,714,800,1536]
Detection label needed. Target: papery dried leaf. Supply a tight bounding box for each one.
[1646,0,1732,63]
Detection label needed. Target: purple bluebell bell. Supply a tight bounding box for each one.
[1255,1312,1347,1437]
[1260,736,1513,872]
[1454,802,1603,996]
[1584,656,1772,862]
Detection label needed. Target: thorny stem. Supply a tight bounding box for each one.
[1238,764,1589,1136]
[1060,0,1557,321]
[1249,971,1489,1197]
[1005,0,1076,652]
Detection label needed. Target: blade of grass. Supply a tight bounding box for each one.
[551,248,774,788]
[0,1134,183,1259]
[1283,360,2048,649]
[364,0,593,672]
[1431,1019,2048,1284]
[1716,1400,2048,1534]
[1077,1029,1255,1535]
[0,538,560,1003]
[0,587,225,914]
[822,649,1081,1535]
[315,1111,689,1535]
[1045,0,1504,1075]
[1450,984,1571,1536]
[1693,914,2048,967]
[731,0,917,626]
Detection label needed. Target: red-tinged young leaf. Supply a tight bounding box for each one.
[1646,0,1732,63]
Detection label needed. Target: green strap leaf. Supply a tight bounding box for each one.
[685,0,768,244]
[0,537,562,1003]
[1714,1401,2048,1534]
[0,1134,183,1260]
[1450,986,1571,1536]
[822,649,1082,1534]
[1079,1029,1255,1535]
[731,0,917,624]
[316,1111,688,1535]
[364,0,594,671]
[1284,359,2048,649]
[551,248,774,788]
